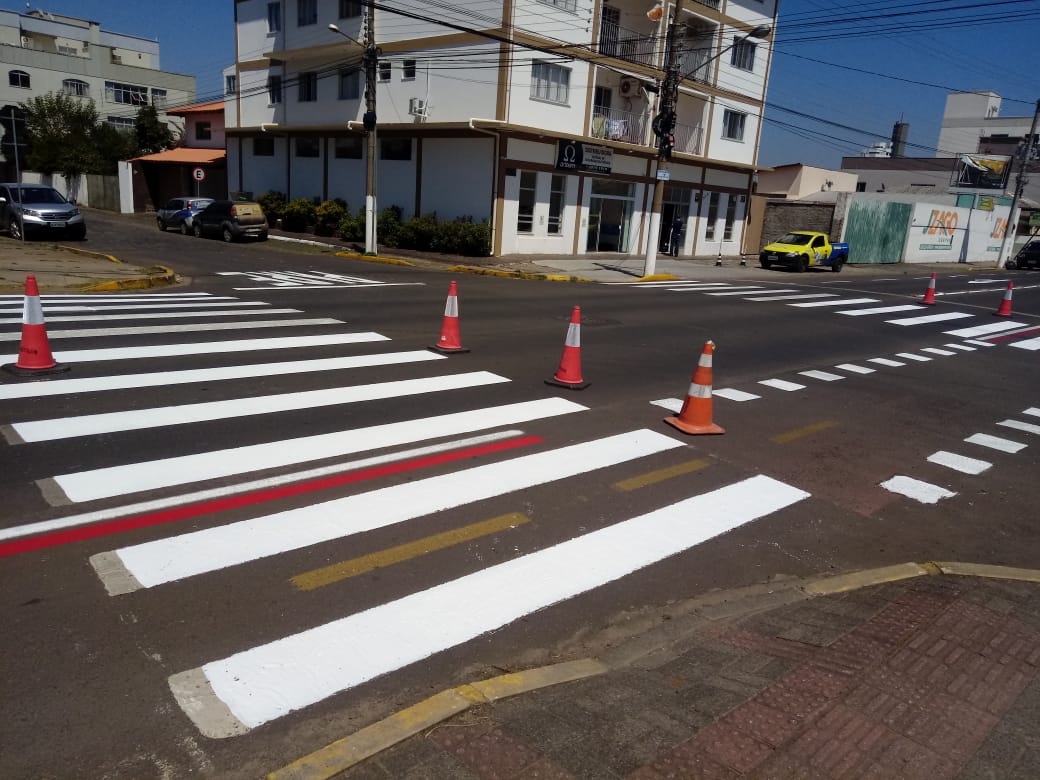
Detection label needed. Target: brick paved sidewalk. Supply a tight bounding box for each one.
[340,575,1040,779]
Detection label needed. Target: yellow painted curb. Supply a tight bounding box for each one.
[54,245,121,264]
[81,265,178,292]
[444,265,591,282]
[334,251,415,267]
[933,562,1040,583]
[803,563,932,595]
[267,658,606,780]
[635,274,680,282]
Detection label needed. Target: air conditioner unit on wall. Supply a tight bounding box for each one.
[619,78,635,97]
[408,97,427,116]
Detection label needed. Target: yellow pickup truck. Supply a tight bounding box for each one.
[759,231,849,272]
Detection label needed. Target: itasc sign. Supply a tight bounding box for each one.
[555,139,613,175]
[192,167,206,182]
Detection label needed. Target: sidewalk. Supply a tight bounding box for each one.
[0,240,176,294]
[271,563,1040,780]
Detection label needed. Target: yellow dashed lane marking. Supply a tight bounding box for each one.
[613,458,710,492]
[291,512,530,591]
[770,421,837,444]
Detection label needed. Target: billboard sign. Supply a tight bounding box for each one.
[951,154,1012,190]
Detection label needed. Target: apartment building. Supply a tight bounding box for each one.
[226,0,777,256]
[0,7,195,176]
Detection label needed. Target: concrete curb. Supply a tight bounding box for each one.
[81,264,179,292]
[52,244,121,264]
[334,250,415,267]
[266,659,608,780]
[444,264,592,282]
[265,560,1040,779]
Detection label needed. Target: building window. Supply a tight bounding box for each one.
[548,175,566,234]
[297,0,317,26]
[61,79,89,97]
[107,116,135,130]
[254,137,275,156]
[530,62,570,105]
[723,195,738,240]
[378,61,391,82]
[58,45,78,56]
[380,138,411,160]
[267,2,282,32]
[295,137,320,157]
[338,69,360,100]
[704,192,719,240]
[151,88,167,107]
[225,75,237,95]
[106,81,148,105]
[403,60,416,80]
[268,74,283,104]
[298,71,317,102]
[721,109,746,141]
[334,136,362,158]
[195,122,213,141]
[856,182,866,192]
[8,70,29,89]
[536,0,577,11]
[517,171,536,233]
[339,0,361,17]
[730,39,756,71]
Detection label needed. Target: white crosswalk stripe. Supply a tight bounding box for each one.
[0,318,343,341]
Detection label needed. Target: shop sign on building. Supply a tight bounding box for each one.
[556,139,613,174]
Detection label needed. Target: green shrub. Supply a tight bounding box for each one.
[314,200,346,236]
[377,205,403,248]
[281,197,317,232]
[398,213,439,251]
[338,207,365,242]
[430,217,491,256]
[256,191,287,224]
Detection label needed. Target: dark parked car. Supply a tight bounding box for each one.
[192,200,268,242]
[157,196,214,234]
[1007,240,1040,270]
[0,183,86,240]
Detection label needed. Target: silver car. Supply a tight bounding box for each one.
[157,196,215,235]
[0,183,86,240]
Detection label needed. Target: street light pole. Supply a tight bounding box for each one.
[996,97,1039,268]
[330,5,379,254]
[642,0,682,278]
[643,20,770,276]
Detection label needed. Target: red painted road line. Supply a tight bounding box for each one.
[1,435,543,558]
[985,325,1040,344]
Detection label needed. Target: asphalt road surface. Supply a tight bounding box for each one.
[2,213,1039,777]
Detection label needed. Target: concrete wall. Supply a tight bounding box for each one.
[18,169,118,209]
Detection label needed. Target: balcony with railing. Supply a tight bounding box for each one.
[677,23,718,85]
[590,106,648,146]
[597,16,659,68]
[673,122,703,156]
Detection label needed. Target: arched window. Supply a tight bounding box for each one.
[62,79,89,97]
[9,70,30,88]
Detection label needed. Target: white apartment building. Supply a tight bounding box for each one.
[226,0,777,256]
[937,91,1037,157]
[0,7,195,174]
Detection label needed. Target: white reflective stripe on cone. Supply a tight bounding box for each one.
[565,323,580,348]
[687,383,712,399]
[24,296,44,325]
[444,297,458,317]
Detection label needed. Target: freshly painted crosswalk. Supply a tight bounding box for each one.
[166,473,810,737]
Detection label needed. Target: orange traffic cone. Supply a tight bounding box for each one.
[664,340,725,435]
[994,282,1014,317]
[2,275,69,378]
[545,305,589,390]
[429,280,469,354]
[921,273,937,305]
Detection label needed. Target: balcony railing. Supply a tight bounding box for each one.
[693,0,721,9]
[590,106,648,146]
[677,48,713,84]
[674,123,703,156]
[598,18,658,67]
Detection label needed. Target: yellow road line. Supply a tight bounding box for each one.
[613,458,710,492]
[770,420,836,444]
[290,512,529,591]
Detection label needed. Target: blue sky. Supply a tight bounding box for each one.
[13,1,1040,170]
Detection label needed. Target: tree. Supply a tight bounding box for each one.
[21,92,101,183]
[92,122,139,174]
[135,104,172,154]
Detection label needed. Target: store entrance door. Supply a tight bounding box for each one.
[586,196,631,252]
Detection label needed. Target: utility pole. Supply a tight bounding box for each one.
[643,0,682,277]
[997,97,1039,268]
[362,0,378,255]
